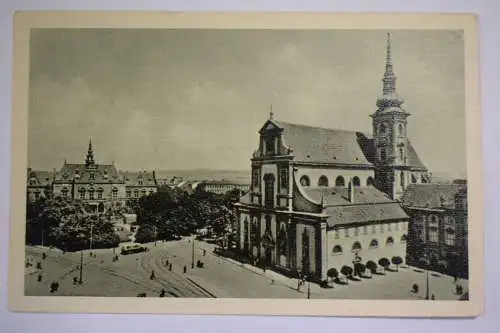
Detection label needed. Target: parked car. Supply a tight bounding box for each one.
[120,243,149,255]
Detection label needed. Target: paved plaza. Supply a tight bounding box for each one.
[25,238,468,300]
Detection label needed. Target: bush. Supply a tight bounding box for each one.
[378,257,391,271]
[340,265,353,278]
[327,267,339,281]
[366,260,378,273]
[391,256,403,271]
[49,281,59,293]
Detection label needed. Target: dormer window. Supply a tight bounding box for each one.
[89,173,95,181]
[379,123,387,135]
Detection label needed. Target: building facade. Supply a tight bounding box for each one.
[198,180,250,195]
[27,139,158,213]
[401,183,468,278]
[234,33,430,282]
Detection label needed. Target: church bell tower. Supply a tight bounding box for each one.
[85,137,96,169]
[371,33,411,200]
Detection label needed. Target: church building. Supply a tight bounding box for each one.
[234,33,431,282]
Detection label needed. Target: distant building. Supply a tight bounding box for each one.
[198,180,250,195]
[234,33,426,282]
[27,139,158,213]
[401,183,468,278]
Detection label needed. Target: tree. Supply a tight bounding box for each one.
[391,256,403,271]
[354,263,366,277]
[135,224,157,243]
[340,265,354,279]
[366,260,378,274]
[327,267,339,282]
[378,257,391,272]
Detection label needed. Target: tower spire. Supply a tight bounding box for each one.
[376,32,404,109]
[85,137,95,168]
[269,104,274,120]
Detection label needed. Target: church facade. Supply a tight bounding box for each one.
[234,33,431,282]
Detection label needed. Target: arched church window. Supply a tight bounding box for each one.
[369,239,379,248]
[300,175,310,187]
[379,123,387,135]
[335,176,345,187]
[318,175,329,187]
[332,245,343,255]
[264,174,275,207]
[352,242,362,252]
[301,229,310,274]
[398,124,404,136]
[265,137,276,155]
[367,177,374,186]
[399,148,404,161]
[400,172,405,188]
[352,177,361,187]
[386,236,395,246]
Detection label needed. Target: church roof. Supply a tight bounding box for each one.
[54,163,123,184]
[27,170,54,187]
[303,186,394,206]
[121,171,157,187]
[324,202,408,227]
[274,121,374,167]
[401,183,467,210]
[268,120,426,169]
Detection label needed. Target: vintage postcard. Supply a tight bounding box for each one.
[8,12,483,317]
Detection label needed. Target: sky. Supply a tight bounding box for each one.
[27,29,466,178]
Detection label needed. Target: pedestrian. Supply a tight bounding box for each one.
[169,263,172,271]
[431,294,435,300]
[183,265,187,274]
[150,270,156,280]
[203,250,206,256]
[159,289,166,298]
[271,279,275,285]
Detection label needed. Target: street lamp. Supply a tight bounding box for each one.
[191,237,195,268]
[423,250,430,300]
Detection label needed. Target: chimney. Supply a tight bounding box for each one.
[348,179,354,203]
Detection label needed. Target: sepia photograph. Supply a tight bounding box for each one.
[8,12,483,317]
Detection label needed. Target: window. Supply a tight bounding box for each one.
[400,172,405,188]
[428,227,439,243]
[367,177,374,186]
[411,174,417,183]
[279,167,289,189]
[149,190,154,195]
[126,190,131,198]
[89,173,94,181]
[335,176,345,187]
[379,123,387,135]
[62,187,68,198]
[415,224,425,242]
[363,225,368,235]
[380,148,387,161]
[318,175,329,187]
[97,192,103,199]
[399,148,404,161]
[300,175,310,187]
[138,179,143,185]
[445,228,455,246]
[369,239,379,248]
[333,245,343,255]
[352,177,361,187]
[334,230,340,239]
[134,190,139,198]
[88,189,95,200]
[371,225,376,234]
[141,190,146,196]
[113,188,118,199]
[344,228,350,238]
[386,237,394,246]
[379,224,384,233]
[421,175,427,183]
[354,227,359,236]
[352,242,362,252]
[388,223,392,232]
[34,191,40,200]
[264,174,275,208]
[265,137,275,155]
[79,189,85,199]
[401,234,407,244]
[398,124,404,136]
[252,168,260,189]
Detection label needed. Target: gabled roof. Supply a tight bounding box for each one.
[27,170,54,187]
[54,163,123,184]
[401,183,467,210]
[273,121,375,167]
[324,203,408,227]
[121,171,156,186]
[303,186,394,206]
[259,119,426,169]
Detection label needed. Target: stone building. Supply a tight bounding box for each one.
[27,139,158,213]
[401,183,468,278]
[198,180,250,195]
[234,33,430,282]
